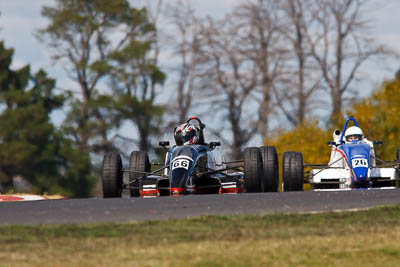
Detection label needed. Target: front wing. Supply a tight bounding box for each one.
[310,167,396,189]
[127,173,245,197]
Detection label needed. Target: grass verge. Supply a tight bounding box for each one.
[1,205,400,266]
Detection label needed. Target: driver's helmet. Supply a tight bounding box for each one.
[174,123,200,145]
[344,126,364,143]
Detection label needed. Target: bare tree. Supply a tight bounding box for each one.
[234,0,288,136]
[161,0,289,155]
[303,0,390,122]
[160,0,213,125]
[277,0,322,126]
[196,17,260,159]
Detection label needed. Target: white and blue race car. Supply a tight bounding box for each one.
[282,116,400,191]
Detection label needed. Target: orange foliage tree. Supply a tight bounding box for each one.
[350,72,400,161]
[265,119,332,165]
[265,119,332,188]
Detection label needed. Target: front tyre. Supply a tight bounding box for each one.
[244,147,264,192]
[396,147,400,187]
[282,151,304,191]
[129,151,151,197]
[260,146,279,192]
[102,152,123,198]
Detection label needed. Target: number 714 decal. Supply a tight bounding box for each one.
[351,158,368,167]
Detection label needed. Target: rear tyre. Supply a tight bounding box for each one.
[282,151,304,191]
[396,147,400,187]
[129,151,151,197]
[244,147,264,192]
[102,152,123,198]
[260,146,279,192]
[397,147,400,161]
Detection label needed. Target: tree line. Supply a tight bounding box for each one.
[0,0,397,196]
[158,0,391,157]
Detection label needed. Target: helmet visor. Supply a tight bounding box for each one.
[181,129,196,143]
[346,134,362,142]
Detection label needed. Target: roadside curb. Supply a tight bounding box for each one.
[0,195,46,202]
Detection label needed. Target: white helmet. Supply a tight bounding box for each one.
[344,126,364,143]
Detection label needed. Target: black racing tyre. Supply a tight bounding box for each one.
[282,152,291,191]
[396,147,400,187]
[129,151,151,197]
[102,152,123,198]
[282,151,304,191]
[397,147,400,161]
[260,146,279,192]
[243,147,264,192]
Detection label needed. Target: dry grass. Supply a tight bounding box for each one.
[41,193,67,200]
[1,205,400,266]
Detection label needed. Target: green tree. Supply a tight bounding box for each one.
[0,42,94,196]
[37,0,164,154]
[109,39,166,152]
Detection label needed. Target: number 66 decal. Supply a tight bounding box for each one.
[172,159,190,170]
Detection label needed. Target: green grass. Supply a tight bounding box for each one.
[2,205,400,266]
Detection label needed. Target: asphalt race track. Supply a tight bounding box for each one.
[1,189,400,225]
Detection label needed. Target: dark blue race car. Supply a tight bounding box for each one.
[102,117,279,197]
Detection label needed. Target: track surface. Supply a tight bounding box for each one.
[1,189,400,225]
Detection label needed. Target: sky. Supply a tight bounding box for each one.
[2,0,398,82]
[0,0,238,76]
[0,0,400,146]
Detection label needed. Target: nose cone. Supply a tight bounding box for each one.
[170,168,188,188]
[353,167,368,182]
[169,169,187,196]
